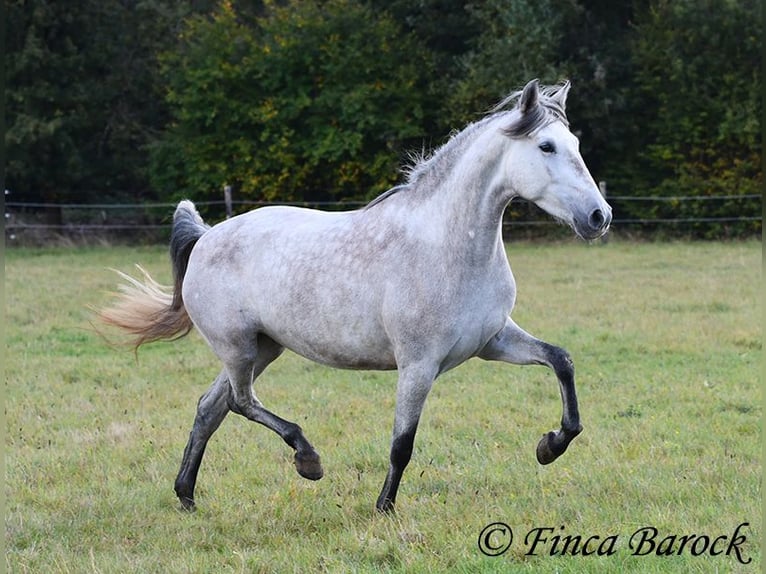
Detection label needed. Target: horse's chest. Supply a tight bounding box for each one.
[433,287,512,372]
[457,281,513,335]
[460,260,515,314]
[414,269,513,362]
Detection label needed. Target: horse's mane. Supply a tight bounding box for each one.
[365,81,570,209]
[364,184,409,209]
[492,82,570,137]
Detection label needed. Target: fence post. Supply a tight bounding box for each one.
[223,185,233,219]
[4,189,14,241]
[598,180,609,243]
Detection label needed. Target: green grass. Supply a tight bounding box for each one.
[5,240,761,573]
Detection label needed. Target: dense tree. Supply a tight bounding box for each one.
[368,0,476,76]
[366,0,477,132]
[151,0,432,204]
[4,0,761,237]
[554,0,646,180]
[444,0,569,125]
[632,0,761,190]
[5,0,214,205]
[620,0,762,234]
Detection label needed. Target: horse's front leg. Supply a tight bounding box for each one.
[479,318,583,464]
[376,362,438,513]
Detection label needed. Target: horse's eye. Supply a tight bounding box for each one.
[539,141,556,154]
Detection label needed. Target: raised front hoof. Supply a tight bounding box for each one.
[536,427,582,465]
[295,451,324,480]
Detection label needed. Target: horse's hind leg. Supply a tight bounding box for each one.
[236,403,324,481]
[479,318,583,464]
[175,334,320,510]
[175,370,231,510]
[222,335,324,482]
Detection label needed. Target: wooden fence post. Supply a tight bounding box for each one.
[598,180,609,243]
[223,185,233,219]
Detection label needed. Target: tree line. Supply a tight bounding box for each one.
[6,0,762,236]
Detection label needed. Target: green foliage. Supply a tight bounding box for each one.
[553,1,645,177]
[151,0,431,204]
[4,0,762,237]
[445,0,570,125]
[366,0,479,133]
[5,0,213,203]
[368,0,477,76]
[617,0,762,235]
[6,1,102,201]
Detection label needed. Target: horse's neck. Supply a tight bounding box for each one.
[407,125,511,259]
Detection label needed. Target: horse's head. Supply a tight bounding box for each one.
[501,80,612,240]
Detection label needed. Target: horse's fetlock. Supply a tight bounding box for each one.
[567,423,584,437]
[283,423,304,445]
[376,497,396,514]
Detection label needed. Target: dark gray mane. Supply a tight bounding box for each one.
[364,184,409,209]
[365,82,570,209]
[492,83,570,137]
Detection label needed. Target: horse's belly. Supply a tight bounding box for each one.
[277,336,398,371]
[255,274,397,370]
[261,308,397,371]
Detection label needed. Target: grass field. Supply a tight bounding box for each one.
[5,239,761,573]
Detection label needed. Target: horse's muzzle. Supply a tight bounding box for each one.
[575,207,612,240]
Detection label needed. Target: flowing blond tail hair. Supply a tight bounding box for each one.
[98,265,193,350]
[97,200,209,351]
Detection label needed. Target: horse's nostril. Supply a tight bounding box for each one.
[589,209,606,230]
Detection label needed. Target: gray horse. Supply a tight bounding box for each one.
[100,79,611,513]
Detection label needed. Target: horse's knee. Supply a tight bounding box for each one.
[545,344,574,380]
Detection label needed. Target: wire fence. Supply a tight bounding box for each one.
[5,190,762,245]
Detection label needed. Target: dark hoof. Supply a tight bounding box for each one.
[536,432,561,465]
[295,451,323,480]
[536,426,582,465]
[375,498,396,514]
[178,496,197,512]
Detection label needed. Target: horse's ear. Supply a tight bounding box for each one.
[552,80,571,111]
[519,79,540,115]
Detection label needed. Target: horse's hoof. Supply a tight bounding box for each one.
[375,498,396,514]
[536,431,560,465]
[295,451,323,480]
[536,426,583,465]
[178,496,197,512]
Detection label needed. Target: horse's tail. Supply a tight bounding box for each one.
[99,200,210,350]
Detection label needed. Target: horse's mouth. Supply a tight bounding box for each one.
[572,207,612,240]
[572,219,611,241]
